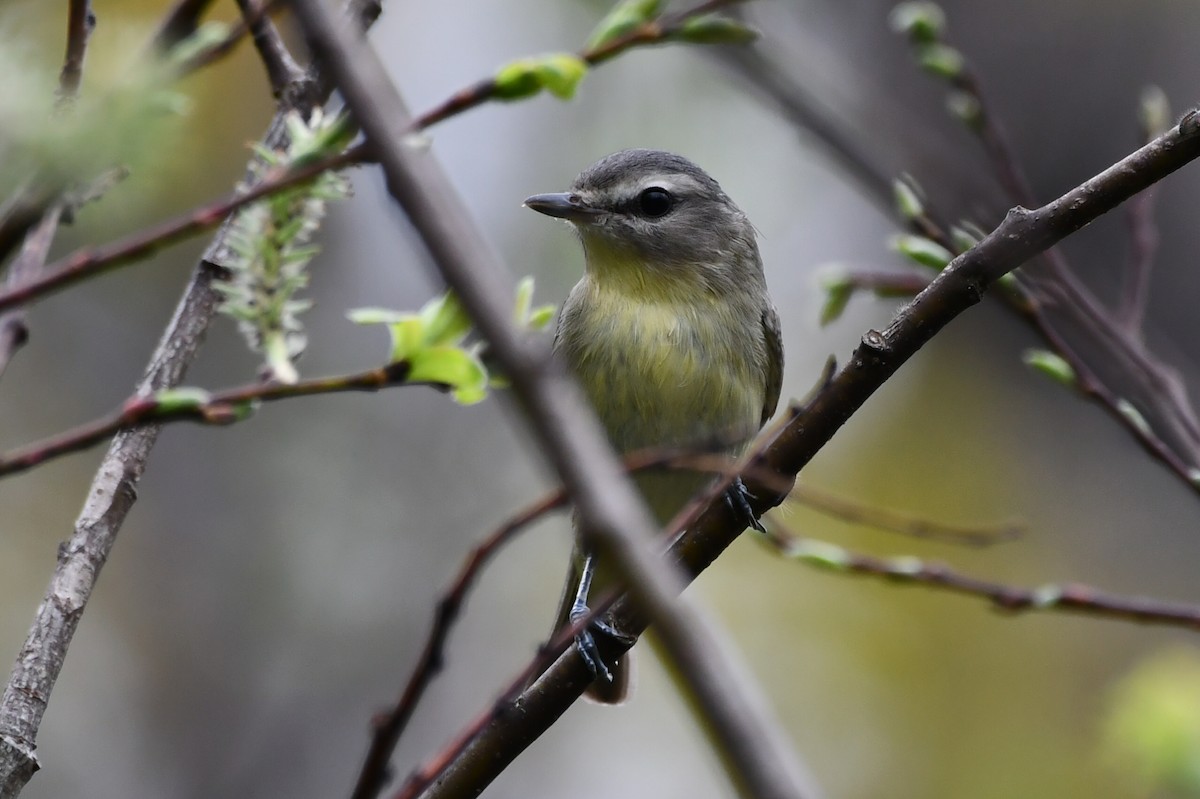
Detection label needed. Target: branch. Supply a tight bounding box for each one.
[0,362,437,479]
[787,485,1022,547]
[0,1,383,794]
[0,207,62,378]
[414,0,752,130]
[235,0,306,95]
[57,0,95,102]
[727,19,1200,494]
[767,524,1200,630]
[289,4,820,799]
[147,0,219,52]
[0,146,362,315]
[408,110,1200,799]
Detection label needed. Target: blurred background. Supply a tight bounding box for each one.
[3,0,1200,797]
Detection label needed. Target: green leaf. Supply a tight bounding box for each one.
[513,276,535,325]
[494,60,543,100]
[816,266,855,326]
[536,54,589,99]
[949,224,981,253]
[1117,399,1152,437]
[891,234,953,270]
[386,318,427,363]
[946,89,983,130]
[420,292,472,348]
[152,387,213,415]
[788,539,851,570]
[889,2,946,43]
[893,176,925,220]
[1022,349,1076,387]
[917,43,964,80]
[673,15,760,45]
[528,305,556,331]
[586,0,664,50]
[410,347,488,405]
[1139,85,1171,138]
[494,54,588,101]
[166,21,231,67]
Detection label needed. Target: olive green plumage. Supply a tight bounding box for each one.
[526,149,782,703]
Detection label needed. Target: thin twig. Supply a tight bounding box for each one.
[0,363,437,479]
[1116,98,1166,334]
[766,522,1200,630]
[147,0,219,52]
[413,0,752,131]
[235,0,306,96]
[58,0,95,103]
[0,207,63,378]
[0,146,363,315]
[786,485,1023,547]
[290,4,821,799]
[350,490,571,799]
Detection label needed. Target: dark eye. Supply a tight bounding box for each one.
[638,187,674,218]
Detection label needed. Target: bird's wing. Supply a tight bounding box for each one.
[760,305,784,427]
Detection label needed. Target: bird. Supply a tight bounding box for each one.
[524,148,783,703]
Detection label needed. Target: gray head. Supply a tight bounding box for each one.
[525,149,762,290]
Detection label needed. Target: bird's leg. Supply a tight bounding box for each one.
[569,551,634,682]
[725,476,767,533]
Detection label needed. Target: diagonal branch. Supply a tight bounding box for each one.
[57,0,95,102]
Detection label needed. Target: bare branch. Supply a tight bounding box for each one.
[235,0,306,96]
[787,485,1022,547]
[0,146,362,315]
[147,0,219,53]
[415,0,754,130]
[0,362,439,479]
[767,522,1200,630]
[0,208,62,378]
[57,0,95,102]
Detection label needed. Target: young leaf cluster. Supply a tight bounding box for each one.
[216,109,353,384]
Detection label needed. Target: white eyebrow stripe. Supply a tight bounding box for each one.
[608,173,706,202]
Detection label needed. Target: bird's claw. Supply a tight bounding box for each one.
[725,476,766,533]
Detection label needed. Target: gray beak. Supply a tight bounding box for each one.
[523,192,603,223]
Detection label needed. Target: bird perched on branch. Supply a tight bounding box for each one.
[525,149,783,703]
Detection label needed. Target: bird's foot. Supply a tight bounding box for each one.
[725,476,766,533]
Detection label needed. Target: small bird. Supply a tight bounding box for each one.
[525,149,783,703]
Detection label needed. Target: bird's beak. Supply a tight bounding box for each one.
[523,192,603,223]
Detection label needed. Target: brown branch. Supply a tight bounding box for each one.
[350,490,570,799]
[786,485,1023,547]
[0,362,437,479]
[413,0,752,131]
[0,208,62,378]
[766,523,1200,630]
[235,0,306,96]
[289,4,820,799]
[408,110,1200,799]
[58,0,95,103]
[729,19,1200,495]
[0,1,383,794]
[148,0,219,52]
[0,146,362,315]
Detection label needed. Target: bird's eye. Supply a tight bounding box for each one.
[638,187,674,218]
